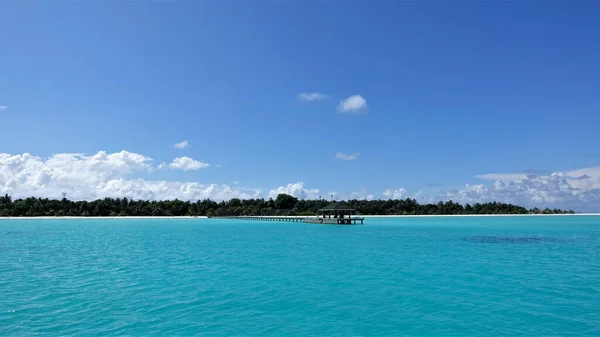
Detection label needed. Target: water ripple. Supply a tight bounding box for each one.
[1,217,599,336]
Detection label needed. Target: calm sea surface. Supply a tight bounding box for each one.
[1,216,599,336]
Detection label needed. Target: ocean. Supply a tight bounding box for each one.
[1,216,599,336]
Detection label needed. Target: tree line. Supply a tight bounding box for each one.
[0,193,575,217]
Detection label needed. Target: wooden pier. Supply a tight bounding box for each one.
[212,215,364,225]
[209,202,365,225]
[212,216,307,222]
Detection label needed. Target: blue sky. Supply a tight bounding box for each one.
[1,1,599,210]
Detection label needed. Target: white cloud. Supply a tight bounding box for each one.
[0,106,7,110]
[475,173,528,181]
[564,166,600,192]
[268,182,320,200]
[435,166,600,212]
[383,188,406,199]
[169,156,209,171]
[96,179,260,201]
[349,188,374,200]
[0,151,255,201]
[297,92,329,101]
[304,189,374,201]
[325,191,339,200]
[3,149,599,211]
[334,152,360,161]
[338,95,367,113]
[173,140,189,149]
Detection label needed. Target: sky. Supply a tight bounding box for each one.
[1,1,599,211]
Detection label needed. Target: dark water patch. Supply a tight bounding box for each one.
[464,236,566,244]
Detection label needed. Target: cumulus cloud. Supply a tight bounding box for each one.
[334,152,360,161]
[348,188,374,200]
[563,166,600,192]
[169,156,209,171]
[96,179,260,201]
[383,188,406,199]
[0,151,252,201]
[475,167,600,194]
[173,140,189,149]
[385,167,600,211]
[297,92,329,101]
[268,182,320,200]
[338,95,367,113]
[3,149,599,211]
[436,166,600,211]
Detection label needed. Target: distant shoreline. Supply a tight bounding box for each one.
[0,216,209,220]
[364,213,600,217]
[1,214,599,220]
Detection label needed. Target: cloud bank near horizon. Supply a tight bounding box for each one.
[1,151,599,211]
[0,151,257,201]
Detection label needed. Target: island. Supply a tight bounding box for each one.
[0,193,576,217]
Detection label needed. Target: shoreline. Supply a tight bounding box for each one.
[364,213,600,217]
[0,216,209,220]
[1,213,599,220]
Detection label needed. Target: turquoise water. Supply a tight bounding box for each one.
[1,216,599,336]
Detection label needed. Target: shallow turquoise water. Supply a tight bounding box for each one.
[1,216,599,336]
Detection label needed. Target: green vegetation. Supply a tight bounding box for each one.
[0,193,575,217]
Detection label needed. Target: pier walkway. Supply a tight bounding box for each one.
[212,216,306,222]
[211,215,364,225]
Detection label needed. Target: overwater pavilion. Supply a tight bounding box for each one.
[319,201,357,218]
[307,201,364,224]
